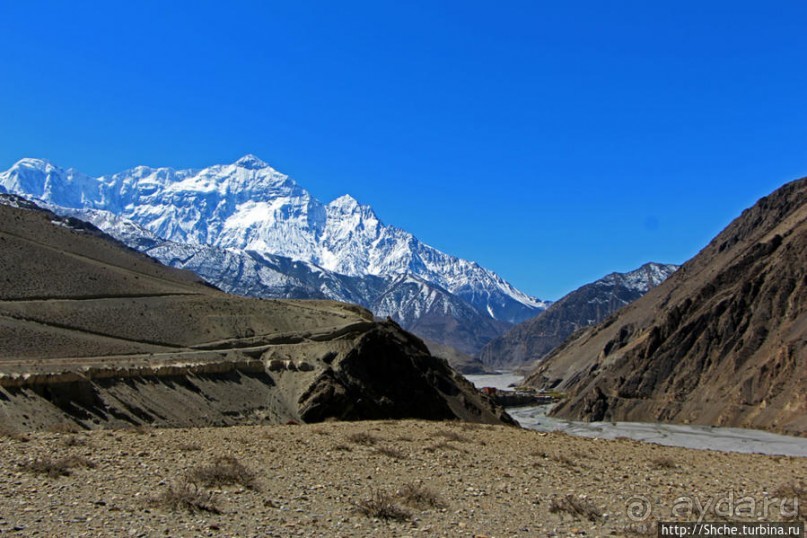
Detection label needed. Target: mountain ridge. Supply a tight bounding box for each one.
[525,176,807,435]
[479,262,678,369]
[0,156,548,356]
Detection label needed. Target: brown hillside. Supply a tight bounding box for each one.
[0,196,511,430]
[526,177,807,435]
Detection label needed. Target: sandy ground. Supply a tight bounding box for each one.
[1,420,805,537]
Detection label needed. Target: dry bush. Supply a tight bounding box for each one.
[375,446,407,460]
[150,479,221,514]
[435,430,470,443]
[129,424,153,435]
[552,454,578,468]
[772,482,806,518]
[347,432,378,446]
[20,455,95,478]
[353,489,411,521]
[0,423,29,442]
[188,456,257,490]
[63,436,89,447]
[549,494,603,522]
[46,422,82,434]
[651,456,677,470]
[423,440,467,453]
[398,482,446,510]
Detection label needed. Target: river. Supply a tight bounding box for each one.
[466,373,807,457]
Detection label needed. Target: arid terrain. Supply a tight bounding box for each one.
[0,195,510,428]
[527,177,807,435]
[1,420,805,537]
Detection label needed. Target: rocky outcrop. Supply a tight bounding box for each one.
[479,263,677,370]
[0,196,513,430]
[525,177,807,435]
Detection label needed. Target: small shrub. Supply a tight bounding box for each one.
[353,489,411,521]
[20,455,95,478]
[773,482,806,517]
[47,422,82,434]
[423,441,466,453]
[552,454,578,468]
[651,456,677,470]
[549,494,603,522]
[188,456,257,490]
[63,436,88,447]
[435,430,469,443]
[151,479,221,514]
[398,483,446,510]
[375,446,407,460]
[0,423,28,442]
[347,432,378,446]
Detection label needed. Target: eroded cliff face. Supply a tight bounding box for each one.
[526,177,807,435]
[0,195,512,431]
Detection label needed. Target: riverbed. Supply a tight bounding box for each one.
[466,373,807,457]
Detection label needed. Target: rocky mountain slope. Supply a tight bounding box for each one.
[0,194,512,430]
[525,177,807,435]
[0,157,548,355]
[479,263,677,370]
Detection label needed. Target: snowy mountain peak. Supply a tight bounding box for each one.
[0,156,548,328]
[11,157,57,173]
[329,194,361,209]
[234,154,270,169]
[600,262,679,293]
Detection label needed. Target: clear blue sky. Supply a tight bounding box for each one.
[1,1,805,300]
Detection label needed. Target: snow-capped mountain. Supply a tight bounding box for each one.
[1,156,548,354]
[478,262,678,368]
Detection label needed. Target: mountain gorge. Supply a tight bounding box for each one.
[0,156,548,356]
[525,176,807,435]
[479,262,678,370]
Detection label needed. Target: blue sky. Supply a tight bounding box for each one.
[1,1,805,300]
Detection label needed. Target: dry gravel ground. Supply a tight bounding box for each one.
[1,420,805,537]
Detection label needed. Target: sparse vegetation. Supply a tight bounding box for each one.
[435,429,469,443]
[374,446,407,460]
[20,455,95,478]
[0,423,29,442]
[773,482,806,518]
[188,455,257,490]
[651,456,677,470]
[150,479,221,514]
[353,489,411,521]
[549,494,603,522]
[423,440,467,453]
[347,431,378,446]
[63,435,89,447]
[46,422,82,434]
[398,482,446,510]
